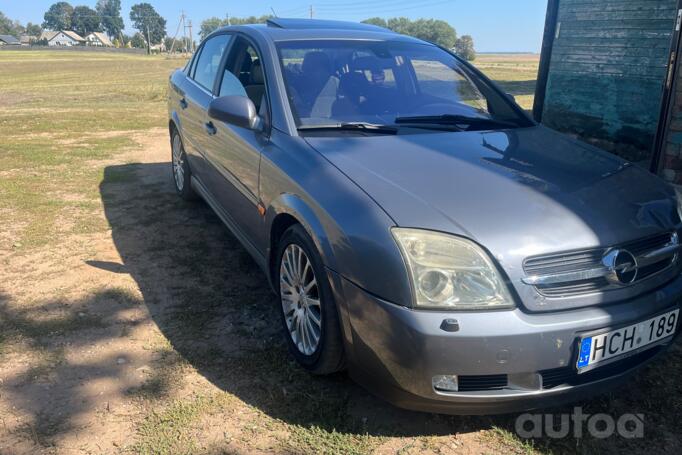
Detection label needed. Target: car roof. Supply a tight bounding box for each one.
[215,18,426,44]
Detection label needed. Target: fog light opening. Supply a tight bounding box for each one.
[432,375,459,392]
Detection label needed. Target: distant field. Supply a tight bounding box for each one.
[4,50,680,455]
[474,53,540,110]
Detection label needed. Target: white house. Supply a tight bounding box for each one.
[47,31,85,46]
[85,32,113,47]
[39,30,58,42]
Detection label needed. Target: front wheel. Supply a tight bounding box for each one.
[171,129,196,200]
[276,225,345,375]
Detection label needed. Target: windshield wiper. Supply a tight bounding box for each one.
[394,114,519,129]
[297,122,398,134]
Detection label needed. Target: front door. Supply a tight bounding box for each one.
[203,36,269,245]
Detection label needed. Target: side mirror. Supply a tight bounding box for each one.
[208,95,263,132]
[506,93,517,103]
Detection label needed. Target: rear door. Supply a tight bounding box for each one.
[181,33,233,183]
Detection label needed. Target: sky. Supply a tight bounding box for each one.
[0,0,548,52]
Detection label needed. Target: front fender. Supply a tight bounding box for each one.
[265,192,339,273]
[169,110,183,135]
[259,131,413,307]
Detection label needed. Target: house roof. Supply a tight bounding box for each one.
[86,32,113,46]
[40,30,58,41]
[61,30,85,42]
[0,35,20,44]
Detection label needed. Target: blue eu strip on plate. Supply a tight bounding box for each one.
[577,338,592,369]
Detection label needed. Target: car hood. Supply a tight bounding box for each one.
[305,126,679,307]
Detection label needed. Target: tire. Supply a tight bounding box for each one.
[170,128,196,200]
[276,224,345,375]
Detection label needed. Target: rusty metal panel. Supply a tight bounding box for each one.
[541,0,678,163]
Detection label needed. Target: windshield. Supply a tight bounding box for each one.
[276,39,530,131]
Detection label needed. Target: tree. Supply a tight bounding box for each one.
[164,36,175,51]
[129,3,166,45]
[0,11,24,36]
[454,35,476,61]
[200,16,224,39]
[43,2,74,31]
[199,15,271,38]
[71,5,101,36]
[386,17,413,35]
[362,17,460,49]
[228,15,271,26]
[25,22,43,37]
[97,0,123,39]
[361,17,387,28]
[130,32,146,49]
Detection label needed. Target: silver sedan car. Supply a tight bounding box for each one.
[168,18,682,414]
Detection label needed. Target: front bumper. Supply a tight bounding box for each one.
[330,270,682,415]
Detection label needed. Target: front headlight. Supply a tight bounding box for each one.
[392,228,514,310]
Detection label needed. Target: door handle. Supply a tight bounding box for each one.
[205,121,217,136]
[179,98,188,109]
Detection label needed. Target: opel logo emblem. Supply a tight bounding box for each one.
[602,249,638,285]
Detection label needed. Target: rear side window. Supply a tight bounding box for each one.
[192,34,231,91]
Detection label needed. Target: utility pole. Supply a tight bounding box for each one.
[188,20,194,53]
[309,5,314,19]
[169,11,185,55]
[183,18,194,53]
[146,24,151,55]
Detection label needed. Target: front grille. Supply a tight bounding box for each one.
[524,232,676,298]
[457,374,508,392]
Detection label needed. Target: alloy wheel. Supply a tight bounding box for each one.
[280,244,322,355]
[172,134,185,191]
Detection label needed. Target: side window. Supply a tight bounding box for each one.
[219,38,267,114]
[192,34,231,91]
[219,71,247,98]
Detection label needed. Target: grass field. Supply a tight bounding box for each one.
[1,50,681,455]
[474,54,540,110]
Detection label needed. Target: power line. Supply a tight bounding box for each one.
[279,0,447,14]
[315,0,452,14]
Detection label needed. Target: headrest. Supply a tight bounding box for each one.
[351,56,383,72]
[302,51,332,75]
[240,53,253,73]
[339,71,369,97]
[250,59,264,84]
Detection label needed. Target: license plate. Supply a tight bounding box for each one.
[577,309,679,372]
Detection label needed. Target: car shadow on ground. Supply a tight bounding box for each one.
[98,161,512,438]
[96,161,682,450]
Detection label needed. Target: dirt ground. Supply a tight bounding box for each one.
[2,50,682,455]
[0,128,505,454]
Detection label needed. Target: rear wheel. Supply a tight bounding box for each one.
[171,129,196,200]
[276,225,345,374]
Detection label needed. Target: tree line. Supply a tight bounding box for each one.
[4,5,476,60]
[39,1,167,47]
[0,11,41,37]
[362,17,475,61]
[199,15,475,61]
